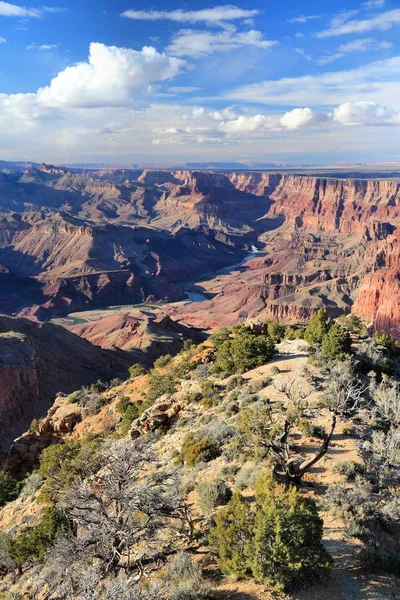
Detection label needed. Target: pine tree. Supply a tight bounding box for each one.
[322,322,352,359]
[304,308,330,346]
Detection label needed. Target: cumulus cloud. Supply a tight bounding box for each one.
[280,108,331,130]
[333,101,400,125]
[0,36,6,43]
[36,43,186,108]
[218,114,267,133]
[317,8,400,37]
[121,6,260,27]
[166,26,277,58]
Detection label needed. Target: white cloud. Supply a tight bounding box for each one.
[27,42,58,51]
[317,8,400,37]
[218,114,267,133]
[295,32,304,38]
[363,0,385,9]
[287,14,320,24]
[168,86,202,93]
[333,101,400,125]
[295,47,312,61]
[0,1,41,17]
[280,108,331,130]
[36,43,186,108]
[317,38,393,65]
[121,6,260,27]
[0,36,6,43]
[224,56,400,107]
[166,26,277,58]
[338,37,393,52]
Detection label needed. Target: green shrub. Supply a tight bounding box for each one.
[270,365,280,376]
[211,473,332,591]
[0,471,21,507]
[154,354,173,369]
[38,438,101,502]
[146,370,178,404]
[212,333,276,376]
[176,433,220,467]
[322,323,352,359]
[6,506,68,568]
[298,420,327,440]
[373,332,400,356]
[128,363,147,379]
[226,375,245,391]
[342,426,357,437]
[119,402,140,436]
[265,320,286,343]
[196,480,232,513]
[29,418,39,433]
[304,308,330,346]
[333,461,364,481]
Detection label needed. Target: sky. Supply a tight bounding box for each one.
[0,0,399,164]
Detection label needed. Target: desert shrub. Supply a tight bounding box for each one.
[116,396,130,414]
[373,332,400,356]
[200,380,222,408]
[90,379,107,393]
[304,308,330,346]
[0,472,21,507]
[154,354,173,369]
[119,403,140,436]
[20,473,42,498]
[333,461,364,481]
[321,323,352,360]
[234,464,262,491]
[342,426,357,437]
[146,369,178,404]
[211,473,332,591]
[265,320,286,343]
[192,363,211,381]
[38,437,101,502]
[220,464,240,478]
[226,375,245,391]
[29,418,39,433]
[270,365,280,376]
[337,314,367,338]
[209,327,231,350]
[212,333,276,377]
[248,377,272,393]
[166,552,211,600]
[176,433,220,467]
[128,363,147,379]
[298,420,327,440]
[6,506,68,569]
[196,480,232,513]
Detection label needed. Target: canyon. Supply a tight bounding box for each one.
[1,163,400,436]
[0,164,399,333]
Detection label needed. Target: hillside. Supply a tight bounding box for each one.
[0,315,399,599]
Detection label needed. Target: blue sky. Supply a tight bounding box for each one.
[0,0,399,164]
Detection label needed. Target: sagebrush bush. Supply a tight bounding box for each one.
[196,479,232,513]
[176,433,220,467]
[333,461,364,481]
[166,552,211,600]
